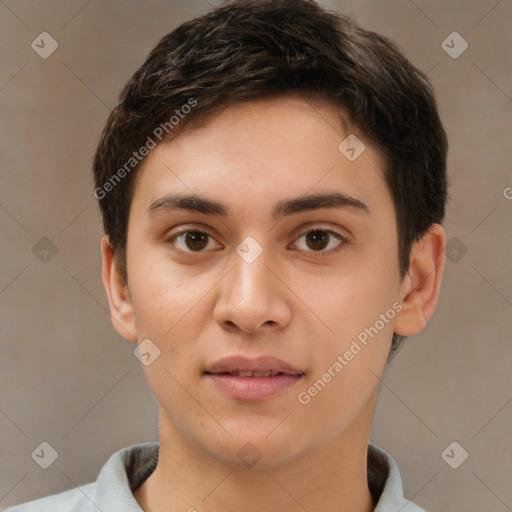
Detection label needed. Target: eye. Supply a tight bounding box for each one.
[168,230,221,252]
[291,229,346,253]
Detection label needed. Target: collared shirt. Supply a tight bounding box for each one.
[4,442,425,511]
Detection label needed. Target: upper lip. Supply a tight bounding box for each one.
[205,356,304,376]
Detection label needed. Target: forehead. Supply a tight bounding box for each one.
[131,95,390,217]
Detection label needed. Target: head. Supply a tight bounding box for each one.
[95,0,447,469]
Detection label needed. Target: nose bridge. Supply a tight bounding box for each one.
[230,242,275,304]
[214,238,290,332]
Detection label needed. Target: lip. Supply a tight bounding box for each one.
[205,355,304,401]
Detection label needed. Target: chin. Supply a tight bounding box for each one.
[198,427,312,470]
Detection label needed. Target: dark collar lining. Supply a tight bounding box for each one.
[126,444,159,492]
[367,444,389,504]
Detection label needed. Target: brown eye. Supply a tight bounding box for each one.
[169,231,220,252]
[305,230,330,251]
[184,232,209,251]
[292,229,346,253]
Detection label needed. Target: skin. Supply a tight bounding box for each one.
[102,94,445,512]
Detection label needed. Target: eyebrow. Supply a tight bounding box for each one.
[147,192,370,219]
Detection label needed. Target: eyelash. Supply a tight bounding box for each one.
[166,227,349,256]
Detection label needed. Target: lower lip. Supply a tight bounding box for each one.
[206,373,302,401]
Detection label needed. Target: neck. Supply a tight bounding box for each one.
[134,408,376,512]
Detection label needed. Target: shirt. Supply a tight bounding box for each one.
[3,442,425,511]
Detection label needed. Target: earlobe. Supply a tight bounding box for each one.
[394,224,446,337]
[100,236,138,342]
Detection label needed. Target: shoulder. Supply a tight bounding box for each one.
[3,483,96,511]
[3,442,159,512]
[370,443,427,512]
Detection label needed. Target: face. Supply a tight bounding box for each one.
[111,95,411,468]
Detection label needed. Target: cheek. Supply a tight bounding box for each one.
[295,304,395,441]
[127,252,204,341]
[290,252,399,416]
[293,261,399,344]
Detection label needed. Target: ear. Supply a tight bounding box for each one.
[394,224,446,337]
[100,236,138,342]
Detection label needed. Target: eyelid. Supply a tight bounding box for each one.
[165,223,220,240]
[290,221,352,241]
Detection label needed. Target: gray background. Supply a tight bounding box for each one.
[1,0,511,510]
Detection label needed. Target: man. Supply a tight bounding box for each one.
[6,0,447,510]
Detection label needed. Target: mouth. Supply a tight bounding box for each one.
[204,356,304,401]
[208,370,294,377]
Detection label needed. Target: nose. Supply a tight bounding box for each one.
[213,247,291,334]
